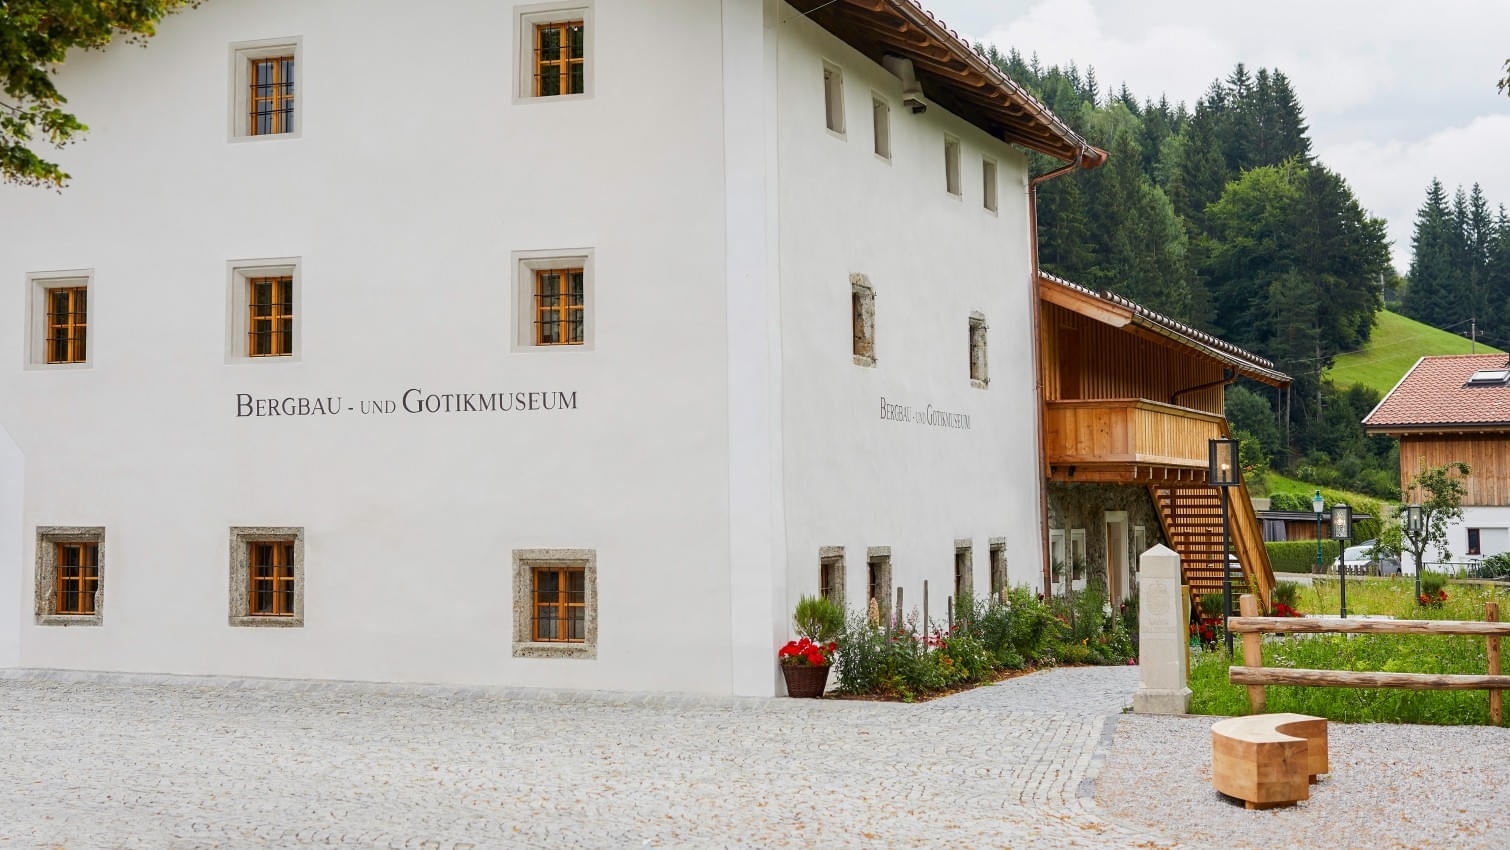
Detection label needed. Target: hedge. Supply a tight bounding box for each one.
[1266,540,1340,573]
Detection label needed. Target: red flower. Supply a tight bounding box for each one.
[826,642,837,651]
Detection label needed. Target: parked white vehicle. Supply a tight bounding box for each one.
[1333,540,1401,576]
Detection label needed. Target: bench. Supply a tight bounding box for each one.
[1211,713,1328,809]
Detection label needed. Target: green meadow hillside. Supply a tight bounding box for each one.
[1326,310,1502,396]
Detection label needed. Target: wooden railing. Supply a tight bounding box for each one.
[1044,398,1224,469]
[1228,594,1507,724]
[1221,421,1274,609]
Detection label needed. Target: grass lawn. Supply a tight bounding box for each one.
[1189,578,1508,725]
[1327,310,1502,395]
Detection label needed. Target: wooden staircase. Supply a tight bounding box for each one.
[1149,433,1275,611]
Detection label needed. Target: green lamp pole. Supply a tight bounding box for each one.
[1312,490,1325,573]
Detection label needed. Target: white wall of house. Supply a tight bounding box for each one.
[774,15,1045,628]
[1409,506,1510,572]
[0,0,740,692]
[0,425,20,667]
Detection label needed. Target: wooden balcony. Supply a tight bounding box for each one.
[1044,398,1225,482]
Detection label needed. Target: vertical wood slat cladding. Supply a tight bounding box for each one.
[1399,434,1510,506]
[1044,399,1223,467]
[1040,302,1226,414]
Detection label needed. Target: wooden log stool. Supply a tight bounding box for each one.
[1211,713,1328,809]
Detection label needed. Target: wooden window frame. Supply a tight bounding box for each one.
[248,55,295,136]
[532,20,585,97]
[533,267,585,346]
[531,565,587,642]
[53,541,100,616]
[45,286,88,364]
[819,547,845,606]
[954,540,973,601]
[1468,528,1482,556]
[247,540,297,617]
[513,549,597,658]
[866,547,891,624]
[247,275,294,357]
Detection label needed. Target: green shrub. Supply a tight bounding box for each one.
[1266,539,1341,573]
[1267,492,1306,511]
[792,595,844,643]
[1470,553,1510,580]
[1272,580,1301,610]
[1198,592,1225,619]
[1420,571,1448,598]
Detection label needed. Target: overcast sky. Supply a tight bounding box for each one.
[927,0,1510,273]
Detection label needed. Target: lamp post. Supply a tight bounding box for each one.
[1209,437,1239,655]
[1312,490,1325,574]
[1331,503,1353,618]
[1405,503,1425,603]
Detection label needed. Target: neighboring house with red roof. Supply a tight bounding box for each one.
[1363,354,1510,570]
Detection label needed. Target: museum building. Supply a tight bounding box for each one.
[0,0,1140,695]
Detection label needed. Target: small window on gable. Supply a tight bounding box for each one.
[823,62,845,135]
[872,96,891,159]
[851,274,876,367]
[229,39,300,141]
[982,158,998,212]
[969,313,988,388]
[944,136,961,196]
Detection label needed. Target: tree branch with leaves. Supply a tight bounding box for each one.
[1396,461,1471,598]
[1,0,200,188]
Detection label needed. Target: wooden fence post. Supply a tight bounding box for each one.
[1489,602,1502,726]
[1239,594,1265,715]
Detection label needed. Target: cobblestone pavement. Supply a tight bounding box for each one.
[0,666,1180,849]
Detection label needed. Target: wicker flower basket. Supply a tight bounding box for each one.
[781,663,831,698]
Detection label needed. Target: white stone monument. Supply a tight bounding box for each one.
[1133,544,1191,714]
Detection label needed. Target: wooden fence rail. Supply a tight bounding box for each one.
[1227,594,1504,725]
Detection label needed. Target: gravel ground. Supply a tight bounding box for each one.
[1097,713,1509,850]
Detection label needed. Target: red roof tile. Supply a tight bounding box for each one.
[1363,354,1510,429]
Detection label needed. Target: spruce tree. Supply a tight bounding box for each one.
[1404,179,1455,326]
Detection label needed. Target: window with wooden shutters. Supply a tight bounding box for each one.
[248,276,294,357]
[249,56,295,135]
[248,540,296,617]
[533,20,585,96]
[54,542,99,615]
[46,286,87,364]
[534,268,585,346]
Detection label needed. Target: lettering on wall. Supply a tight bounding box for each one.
[878,396,971,431]
[235,389,579,418]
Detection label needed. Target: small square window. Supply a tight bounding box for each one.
[819,546,845,606]
[229,527,304,627]
[823,62,845,135]
[515,250,594,351]
[867,547,892,624]
[969,312,988,388]
[513,549,597,658]
[227,260,299,362]
[982,158,998,212]
[989,538,1007,600]
[944,136,961,196]
[872,96,891,159]
[954,540,973,601]
[26,270,93,369]
[517,6,592,100]
[35,527,105,626]
[229,38,301,141]
[851,273,875,367]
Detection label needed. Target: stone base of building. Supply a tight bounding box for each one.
[1133,686,1191,715]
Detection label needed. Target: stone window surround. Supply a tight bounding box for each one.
[988,536,1007,599]
[969,311,989,389]
[819,545,845,606]
[866,546,892,623]
[871,93,891,160]
[513,548,597,659]
[225,258,301,364]
[512,248,596,352]
[822,60,845,137]
[851,273,876,367]
[35,526,105,626]
[25,269,95,371]
[514,2,595,103]
[229,526,305,627]
[953,538,973,599]
[228,37,303,143]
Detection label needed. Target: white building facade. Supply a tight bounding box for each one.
[0,0,1100,695]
